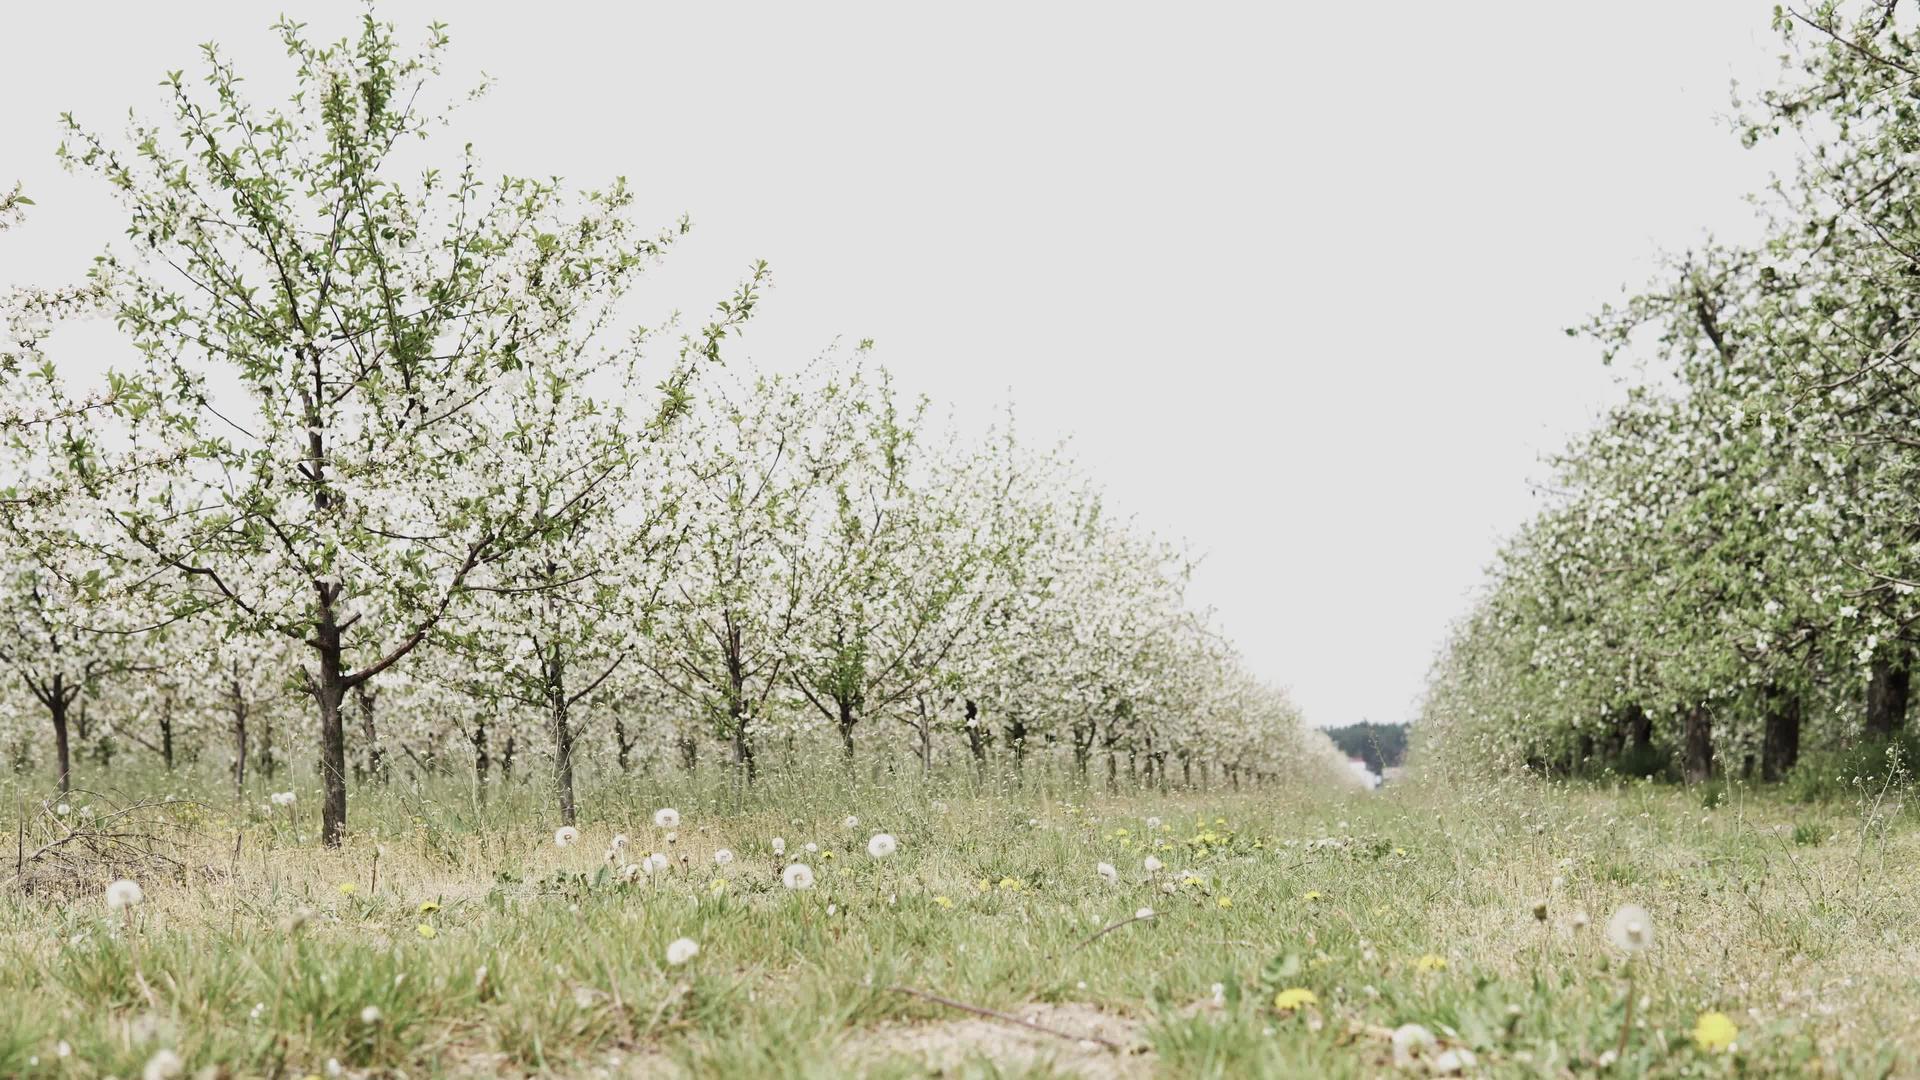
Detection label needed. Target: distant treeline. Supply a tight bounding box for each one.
[1322,723,1408,776]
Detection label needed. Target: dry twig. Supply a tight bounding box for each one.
[886,985,1125,1053]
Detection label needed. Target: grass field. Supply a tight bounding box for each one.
[2,767,1915,1078]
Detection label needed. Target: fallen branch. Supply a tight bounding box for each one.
[1068,909,1156,953]
[5,789,190,897]
[887,985,1124,1052]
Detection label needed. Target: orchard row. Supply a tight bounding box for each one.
[0,16,1351,842]
[1424,7,1920,784]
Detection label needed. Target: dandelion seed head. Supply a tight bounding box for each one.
[105,879,144,911]
[142,1048,184,1080]
[1391,1023,1436,1068]
[1606,904,1654,953]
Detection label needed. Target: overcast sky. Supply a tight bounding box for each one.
[1,2,1793,728]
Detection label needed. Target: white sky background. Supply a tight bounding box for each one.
[0,2,1794,728]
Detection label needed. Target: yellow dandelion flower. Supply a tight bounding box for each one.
[415,924,437,939]
[998,877,1022,891]
[822,851,835,861]
[1217,896,1233,909]
[933,895,954,908]
[1273,987,1317,1011]
[1301,891,1322,902]
[1692,1011,1738,1053]
[336,882,357,896]
[1415,953,1447,971]
[709,878,728,895]
[1393,847,1407,857]
[977,879,992,893]
[1183,874,1205,887]
[417,900,440,914]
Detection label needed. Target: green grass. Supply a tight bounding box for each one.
[3,765,1918,1077]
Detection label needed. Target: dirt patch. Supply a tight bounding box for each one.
[842,1002,1152,1078]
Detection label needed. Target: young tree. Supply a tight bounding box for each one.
[643,363,863,786]
[0,538,149,793]
[790,373,1006,769]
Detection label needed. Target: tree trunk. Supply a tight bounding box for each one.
[838,698,857,767]
[313,616,350,848]
[1071,722,1092,779]
[1627,703,1652,750]
[50,675,72,795]
[1005,717,1028,770]
[1762,690,1801,782]
[727,648,756,782]
[732,725,756,780]
[964,700,986,779]
[159,697,175,771]
[256,713,276,779]
[915,696,933,778]
[1682,705,1713,784]
[501,733,516,781]
[471,717,490,806]
[229,684,249,802]
[730,706,756,783]
[355,682,384,784]
[1866,650,1911,740]
[614,717,632,772]
[550,654,577,826]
